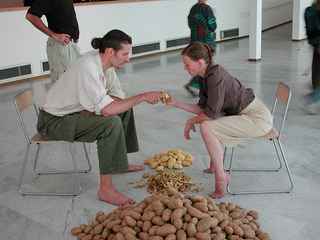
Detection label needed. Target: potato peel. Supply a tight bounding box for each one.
[146,169,200,195]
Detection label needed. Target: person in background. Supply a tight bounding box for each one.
[165,42,273,199]
[26,0,81,84]
[36,29,163,206]
[304,0,320,114]
[185,0,217,97]
[304,86,320,114]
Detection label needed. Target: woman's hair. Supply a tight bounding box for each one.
[181,42,216,63]
[91,29,132,53]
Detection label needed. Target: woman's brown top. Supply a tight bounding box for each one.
[197,62,255,120]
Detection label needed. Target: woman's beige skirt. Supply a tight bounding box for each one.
[204,97,273,148]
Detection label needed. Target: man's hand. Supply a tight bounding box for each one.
[26,13,72,45]
[52,33,72,46]
[143,91,162,105]
[101,91,161,116]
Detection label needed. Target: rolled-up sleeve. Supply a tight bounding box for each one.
[94,95,114,115]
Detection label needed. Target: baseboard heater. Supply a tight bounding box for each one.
[132,42,160,55]
[0,64,32,81]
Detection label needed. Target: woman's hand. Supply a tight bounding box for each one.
[184,119,196,140]
[165,92,178,107]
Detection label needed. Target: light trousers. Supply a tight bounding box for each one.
[46,37,81,84]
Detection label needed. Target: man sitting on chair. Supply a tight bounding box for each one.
[37,29,163,206]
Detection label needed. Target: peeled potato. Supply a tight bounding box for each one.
[161,92,169,106]
[157,166,164,172]
[145,149,194,170]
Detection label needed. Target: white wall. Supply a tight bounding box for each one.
[0,0,302,84]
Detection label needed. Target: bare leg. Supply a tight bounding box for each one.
[203,160,215,173]
[203,155,225,173]
[200,122,230,199]
[98,174,136,206]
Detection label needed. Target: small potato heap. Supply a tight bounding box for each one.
[144,149,194,172]
[71,187,271,240]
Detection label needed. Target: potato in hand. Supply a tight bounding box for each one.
[161,92,169,106]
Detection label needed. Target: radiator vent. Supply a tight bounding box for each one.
[41,60,50,72]
[220,28,239,39]
[166,37,190,49]
[0,64,32,80]
[132,42,160,55]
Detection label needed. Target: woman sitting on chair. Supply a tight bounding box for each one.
[165,42,273,199]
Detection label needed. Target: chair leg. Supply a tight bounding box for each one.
[69,142,81,196]
[34,142,92,175]
[18,142,88,196]
[224,143,282,172]
[82,142,92,173]
[275,139,294,191]
[226,139,294,195]
[18,143,31,195]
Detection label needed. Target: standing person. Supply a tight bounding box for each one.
[303,0,320,113]
[26,0,81,84]
[185,0,217,97]
[305,0,320,90]
[165,42,273,198]
[36,29,163,206]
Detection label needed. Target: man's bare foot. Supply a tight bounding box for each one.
[209,172,230,199]
[126,164,145,172]
[113,164,145,174]
[98,188,136,206]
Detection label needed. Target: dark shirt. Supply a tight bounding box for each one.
[197,63,255,120]
[24,0,36,6]
[27,0,79,40]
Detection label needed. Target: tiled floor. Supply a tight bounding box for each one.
[1,22,319,239]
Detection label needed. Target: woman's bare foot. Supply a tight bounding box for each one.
[203,160,215,173]
[98,188,136,206]
[203,167,214,173]
[209,172,230,199]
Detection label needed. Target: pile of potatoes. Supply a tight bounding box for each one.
[144,149,194,172]
[71,187,271,240]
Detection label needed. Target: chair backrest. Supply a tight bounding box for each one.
[271,82,292,138]
[13,89,38,143]
[14,89,35,113]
